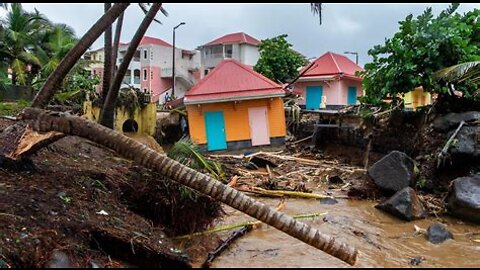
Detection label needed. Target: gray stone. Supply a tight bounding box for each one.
[433,111,480,132]
[426,223,453,244]
[319,197,338,205]
[447,174,480,223]
[448,126,480,158]
[45,251,71,268]
[375,187,427,221]
[368,151,416,194]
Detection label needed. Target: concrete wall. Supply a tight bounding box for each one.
[83,101,157,136]
[240,44,260,66]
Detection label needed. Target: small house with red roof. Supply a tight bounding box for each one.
[292,52,364,110]
[197,32,261,76]
[185,59,286,151]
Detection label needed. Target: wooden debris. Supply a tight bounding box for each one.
[239,186,333,200]
[437,120,466,168]
[227,175,239,187]
[202,225,253,268]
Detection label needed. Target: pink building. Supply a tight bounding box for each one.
[84,36,201,104]
[291,52,363,110]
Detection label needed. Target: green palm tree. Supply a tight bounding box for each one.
[32,3,130,108]
[0,3,47,85]
[35,24,79,80]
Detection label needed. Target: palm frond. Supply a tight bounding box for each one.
[435,61,480,83]
[138,3,167,25]
[310,3,323,25]
[167,138,224,180]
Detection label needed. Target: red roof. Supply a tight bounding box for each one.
[139,36,172,47]
[184,59,284,104]
[299,52,363,80]
[204,32,260,46]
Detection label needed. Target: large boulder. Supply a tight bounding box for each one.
[433,111,480,132]
[426,223,453,244]
[448,126,480,158]
[368,151,416,194]
[447,174,480,223]
[375,187,427,221]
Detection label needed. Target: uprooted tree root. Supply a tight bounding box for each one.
[0,135,219,267]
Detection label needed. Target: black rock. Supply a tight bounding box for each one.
[368,151,416,194]
[433,111,480,132]
[409,256,425,266]
[447,174,480,223]
[375,187,427,221]
[448,126,480,158]
[426,223,453,244]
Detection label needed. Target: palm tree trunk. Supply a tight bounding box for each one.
[99,3,162,129]
[111,12,124,79]
[31,3,130,109]
[101,3,113,106]
[19,107,358,266]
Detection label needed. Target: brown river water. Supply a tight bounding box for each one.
[197,195,480,268]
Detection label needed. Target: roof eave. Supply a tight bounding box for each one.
[184,92,285,105]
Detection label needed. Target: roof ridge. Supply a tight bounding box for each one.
[230,59,281,88]
[329,52,342,73]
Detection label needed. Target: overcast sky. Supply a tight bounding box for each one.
[2,3,480,67]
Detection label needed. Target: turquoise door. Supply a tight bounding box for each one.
[204,111,227,151]
[306,86,323,110]
[348,87,357,105]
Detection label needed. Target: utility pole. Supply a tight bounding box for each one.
[344,51,359,65]
[172,22,185,98]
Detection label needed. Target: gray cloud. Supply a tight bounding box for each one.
[2,3,479,66]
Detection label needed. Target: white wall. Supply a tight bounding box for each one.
[240,44,260,66]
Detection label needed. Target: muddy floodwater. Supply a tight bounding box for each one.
[197,195,480,268]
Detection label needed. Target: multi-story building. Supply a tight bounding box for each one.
[84,36,201,104]
[197,32,261,77]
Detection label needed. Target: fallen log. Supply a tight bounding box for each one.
[202,225,253,268]
[18,108,358,265]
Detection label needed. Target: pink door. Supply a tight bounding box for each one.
[248,106,271,146]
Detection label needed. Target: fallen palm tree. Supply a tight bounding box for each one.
[17,108,358,266]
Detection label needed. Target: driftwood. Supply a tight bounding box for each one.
[437,120,466,168]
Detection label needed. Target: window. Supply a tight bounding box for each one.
[143,88,148,93]
[150,71,153,80]
[143,49,148,59]
[143,69,147,81]
[204,69,209,76]
[225,45,233,58]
